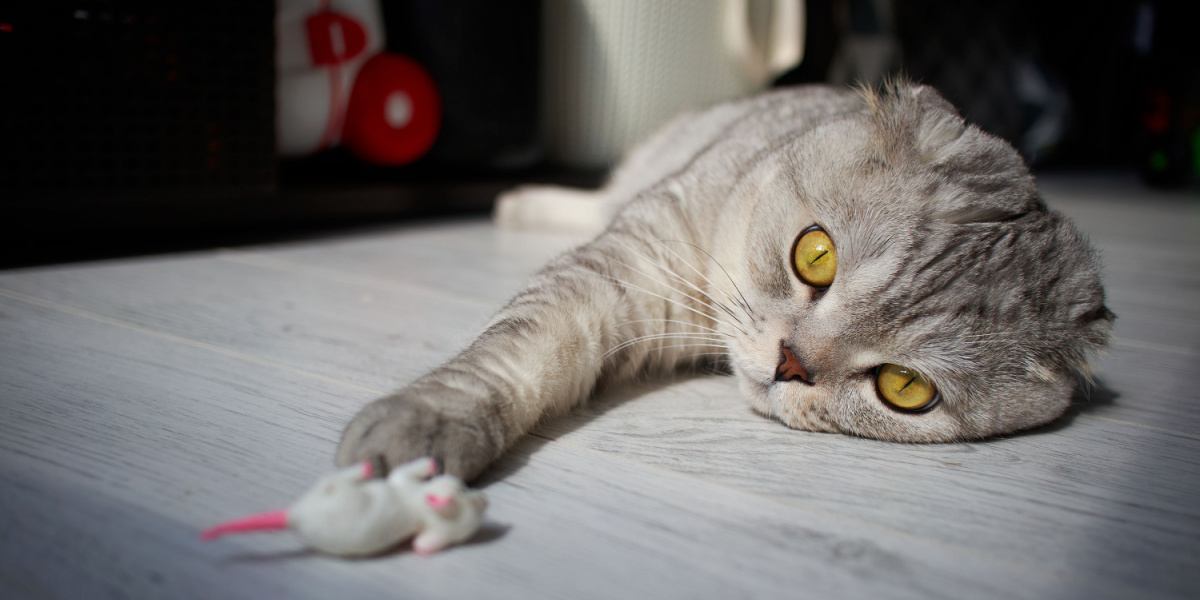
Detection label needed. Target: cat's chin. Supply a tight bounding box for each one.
[734,369,842,434]
[734,370,774,417]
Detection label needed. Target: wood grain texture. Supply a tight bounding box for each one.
[1,174,1197,598]
[0,298,1057,599]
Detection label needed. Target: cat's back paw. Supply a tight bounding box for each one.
[494,185,612,234]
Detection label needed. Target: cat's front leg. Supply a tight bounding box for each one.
[336,218,717,481]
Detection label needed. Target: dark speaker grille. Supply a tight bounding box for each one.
[0,1,275,193]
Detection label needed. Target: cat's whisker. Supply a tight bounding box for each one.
[683,350,733,365]
[604,333,730,358]
[666,213,759,321]
[660,238,754,313]
[610,237,750,328]
[607,275,738,332]
[606,276,750,336]
[643,343,730,354]
[607,332,729,350]
[657,239,758,322]
[609,254,747,328]
[627,337,729,348]
[625,258,747,327]
[649,237,753,320]
[615,318,732,337]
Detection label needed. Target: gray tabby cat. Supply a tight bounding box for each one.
[337,81,1113,480]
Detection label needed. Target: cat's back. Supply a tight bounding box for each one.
[495,86,863,234]
[610,85,863,203]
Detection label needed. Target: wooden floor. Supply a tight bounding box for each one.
[1,174,1197,599]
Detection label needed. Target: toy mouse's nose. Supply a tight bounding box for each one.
[775,343,814,385]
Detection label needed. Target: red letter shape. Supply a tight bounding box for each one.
[306,10,367,66]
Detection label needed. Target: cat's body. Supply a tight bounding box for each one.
[337,83,1113,480]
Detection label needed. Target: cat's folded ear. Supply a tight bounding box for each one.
[867,81,1041,224]
[860,81,1009,170]
[907,83,960,115]
[858,78,966,161]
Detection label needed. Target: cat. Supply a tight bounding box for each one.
[336,81,1114,480]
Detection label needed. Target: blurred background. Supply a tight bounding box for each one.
[1,0,1196,267]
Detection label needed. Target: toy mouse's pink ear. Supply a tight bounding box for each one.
[201,510,289,540]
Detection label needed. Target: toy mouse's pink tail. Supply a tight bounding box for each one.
[201,510,289,540]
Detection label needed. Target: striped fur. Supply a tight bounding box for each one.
[338,82,1112,480]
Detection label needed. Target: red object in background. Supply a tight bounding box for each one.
[1143,91,1171,134]
[305,10,368,66]
[342,53,441,165]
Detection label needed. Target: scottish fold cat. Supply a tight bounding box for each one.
[337,81,1113,479]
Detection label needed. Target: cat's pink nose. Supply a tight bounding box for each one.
[775,344,814,385]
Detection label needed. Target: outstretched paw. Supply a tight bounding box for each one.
[336,394,501,481]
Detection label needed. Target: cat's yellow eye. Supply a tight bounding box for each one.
[875,364,939,412]
[791,226,837,288]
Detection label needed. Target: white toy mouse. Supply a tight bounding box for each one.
[202,457,487,556]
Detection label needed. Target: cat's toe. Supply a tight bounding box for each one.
[336,395,500,481]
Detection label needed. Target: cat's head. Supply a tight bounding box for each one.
[724,81,1113,441]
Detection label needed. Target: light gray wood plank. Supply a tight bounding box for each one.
[0,257,493,393]
[1097,243,1200,353]
[221,221,585,308]
[535,373,1200,597]
[0,295,1108,600]
[1040,174,1200,246]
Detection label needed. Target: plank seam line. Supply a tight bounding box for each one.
[1083,415,1200,442]
[509,435,1079,574]
[1111,337,1198,357]
[0,287,383,396]
[216,249,492,308]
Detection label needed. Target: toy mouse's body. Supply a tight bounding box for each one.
[202,458,486,557]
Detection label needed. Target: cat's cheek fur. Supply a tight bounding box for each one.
[833,382,965,442]
[736,372,775,419]
[773,385,841,433]
[955,375,1076,439]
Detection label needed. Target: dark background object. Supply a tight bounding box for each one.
[0,1,277,201]
[0,0,278,266]
[779,0,1200,184]
[2,1,1195,267]
[281,0,544,186]
[382,0,541,169]
[0,1,555,267]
